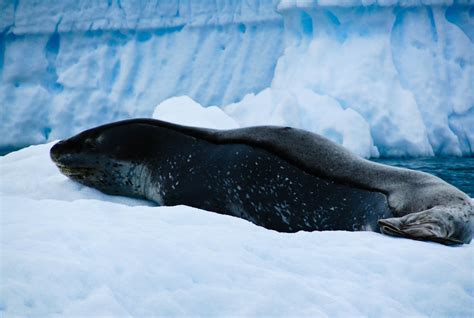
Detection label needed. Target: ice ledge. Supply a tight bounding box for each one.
[276,0,473,11]
[1,0,282,34]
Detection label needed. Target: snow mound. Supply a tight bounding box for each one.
[153,93,375,157]
[1,142,473,317]
[152,96,239,129]
[224,88,378,158]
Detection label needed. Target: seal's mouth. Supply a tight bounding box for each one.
[54,162,98,180]
[57,165,95,174]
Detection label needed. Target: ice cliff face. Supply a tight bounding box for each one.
[0,1,284,148]
[225,1,474,157]
[1,0,473,157]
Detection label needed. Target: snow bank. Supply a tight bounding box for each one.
[0,142,473,317]
[152,96,239,129]
[224,88,379,157]
[1,0,473,157]
[152,93,375,157]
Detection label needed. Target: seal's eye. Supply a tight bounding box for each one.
[84,138,97,150]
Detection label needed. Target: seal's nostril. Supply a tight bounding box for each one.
[50,140,67,162]
[50,143,60,161]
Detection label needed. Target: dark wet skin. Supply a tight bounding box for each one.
[50,120,393,233]
[141,138,393,233]
[50,119,472,244]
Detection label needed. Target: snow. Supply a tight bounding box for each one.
[1,1,473,157]
[152,96,239,129]
[1,112,474,317]
[224,88,379,158]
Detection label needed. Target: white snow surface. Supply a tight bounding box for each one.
[152,96,239,130]
[1,122,474,316]
[1,0,473,157]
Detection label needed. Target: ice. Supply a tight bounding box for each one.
[153,93,375,157]
[1,1,472,157]
[276,0,472,9]
[225,4,473,157]
[1,142,473,316]
[224,88,378,157]
[152,96,239,129]
[0,0,283,149]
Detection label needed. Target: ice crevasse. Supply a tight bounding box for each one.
[0,0,473,157]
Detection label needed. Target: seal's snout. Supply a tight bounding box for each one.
[50,139,82,165]
[50,140,66,163]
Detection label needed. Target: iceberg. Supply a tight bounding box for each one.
[226,1,474,157]
[0,0,472,157]
[0,0,284,148]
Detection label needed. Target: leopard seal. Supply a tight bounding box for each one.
[50,118,473,245]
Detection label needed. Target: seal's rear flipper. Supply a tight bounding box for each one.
[378,207,472,245]
[378,218,463,245]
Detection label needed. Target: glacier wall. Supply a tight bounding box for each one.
[0,1,284,148]
[225,2,474,157]
[1,0,473,157]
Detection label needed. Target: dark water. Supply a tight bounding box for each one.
[0,146,25,156]
[373,157,474,197]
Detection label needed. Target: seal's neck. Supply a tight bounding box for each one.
[135,164,164,205]
[110,162,161,204]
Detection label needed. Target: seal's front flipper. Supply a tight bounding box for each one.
[378,206,472,245]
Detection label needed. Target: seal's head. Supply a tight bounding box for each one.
[50,120,158,200]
